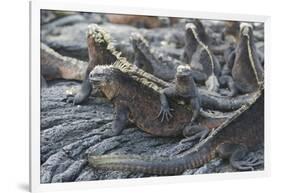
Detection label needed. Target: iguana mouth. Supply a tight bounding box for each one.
[89,76,104,86]
[89,66,110,86]
[89,78,102,85]
[176,73,191,78]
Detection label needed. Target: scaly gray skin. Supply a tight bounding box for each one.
[88,88,264,175]
[181,20,209,64]
[220,23,264,96]
[65,24,259,112]
[157,65,200,124]
[157,65,208,142]
[181,23,221,92]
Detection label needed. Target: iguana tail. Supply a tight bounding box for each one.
[88,142,216,175]
[199,89,259,111]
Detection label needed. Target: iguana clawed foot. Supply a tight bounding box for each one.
[62,92,89,105]
[62,94,81,105]
[63,79,93,105]
[156,104,174,122]
[231,155,263,171]
[181,125,210,143]
[217,143,263,171]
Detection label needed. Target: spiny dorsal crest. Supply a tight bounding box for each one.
[86,25,169,91]
[130,32,149,48]
[110,60,167,92]
[130,32,177,66]
[87,24,122,59]
[130,32,160,62]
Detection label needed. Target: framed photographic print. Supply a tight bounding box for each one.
[30,0,270,192]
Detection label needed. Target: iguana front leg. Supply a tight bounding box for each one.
[64,62,93,105]
[65,77,92,105]
[157,87,175,122]
[219,75,238,97]
[190,97,200,124]
[109,103,130,136]
[217,143,263,171]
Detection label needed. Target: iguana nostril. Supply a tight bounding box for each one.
[89,71,94,79]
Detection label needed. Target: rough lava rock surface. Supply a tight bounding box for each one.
[40,80,264,183]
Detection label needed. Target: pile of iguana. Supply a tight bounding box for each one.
[62,23,264,174]
[65,24,258,111]
[130,20,221,92]
[88,62,225,139]
[88,62,264,174]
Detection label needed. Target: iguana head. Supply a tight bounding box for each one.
[240,23,254,40]
[89,66,114,87]
[176,65,192,78]
[89,65,121,100]
[184,20,208,45]
[185,23,197,39]
[130,32,149,50]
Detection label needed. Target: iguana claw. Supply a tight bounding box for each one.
[156,106,174,122]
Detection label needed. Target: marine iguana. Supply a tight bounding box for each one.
[130,32,180,81]
[41,43,88,81]
[181,23,221,92]
[65,24,259,112]
[89,62,224,139]
[157,65,200,125]
[181,20,209,64]
[130,28,220,92]
[130,20,208,80]
[88,85,264,174]
[220,23,264,96]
